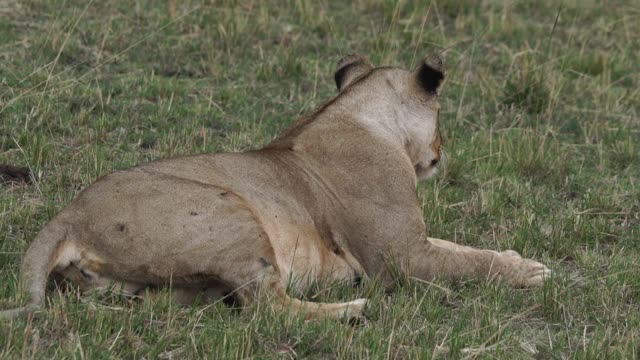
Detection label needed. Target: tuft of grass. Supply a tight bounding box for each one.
[1,0,639,358]
[502,53,550,114]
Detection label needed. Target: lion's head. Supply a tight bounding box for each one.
[334,53,445,181]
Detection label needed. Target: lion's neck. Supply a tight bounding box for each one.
[268,100,419,163]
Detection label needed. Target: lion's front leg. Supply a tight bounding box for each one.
[411,238,551,287]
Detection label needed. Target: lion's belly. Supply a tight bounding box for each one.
[280,247,358,291]
[261,222,361,291]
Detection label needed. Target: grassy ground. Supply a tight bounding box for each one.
[0,0,638,358]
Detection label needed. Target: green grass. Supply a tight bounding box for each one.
[1,0,639,358]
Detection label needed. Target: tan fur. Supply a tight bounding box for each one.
[0,53,550,320]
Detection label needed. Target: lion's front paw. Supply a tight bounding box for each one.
[494,251,551,287]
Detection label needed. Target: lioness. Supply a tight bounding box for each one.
[0,54,550,320]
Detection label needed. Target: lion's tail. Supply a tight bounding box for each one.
[0,223,67,320]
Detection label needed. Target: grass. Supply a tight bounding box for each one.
[0,0,638,358]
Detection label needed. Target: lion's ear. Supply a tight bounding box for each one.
[415,53,445,95]
[334,54,373,91]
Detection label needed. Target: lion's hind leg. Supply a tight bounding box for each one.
[55,263,145,298]
[238,263,367,320]
[59,267,234,308]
